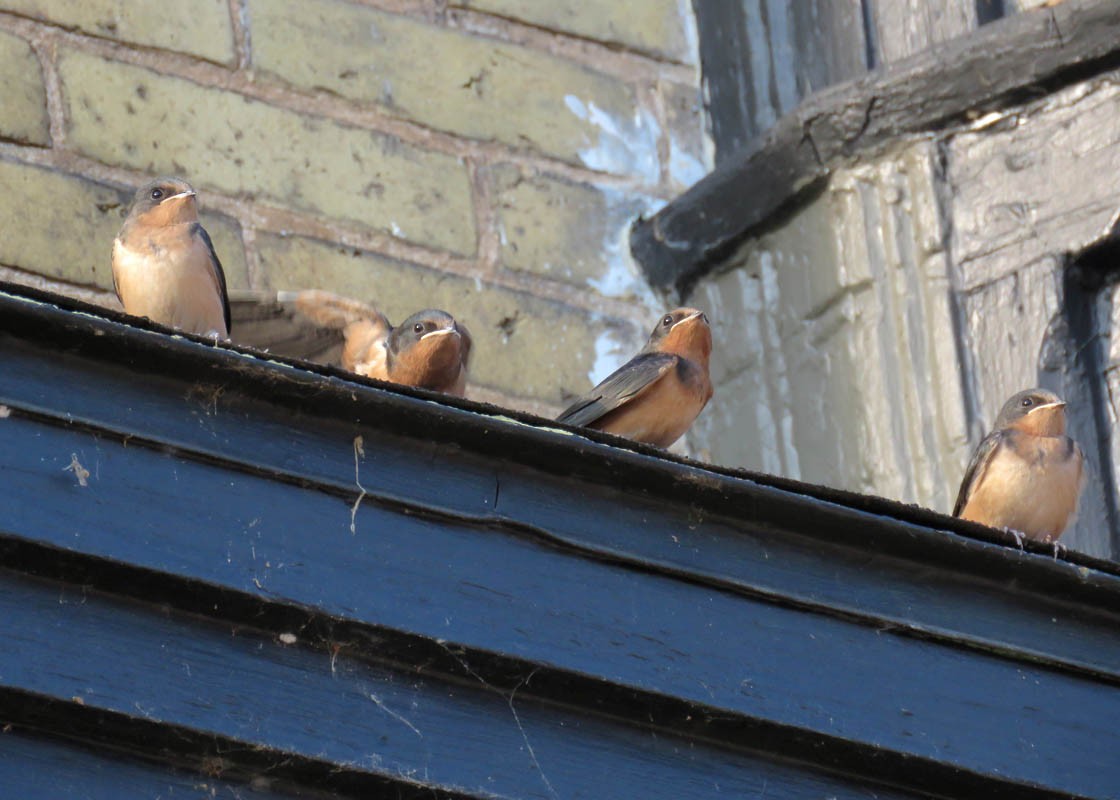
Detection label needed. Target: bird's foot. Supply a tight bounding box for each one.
[1002,527,1026,550]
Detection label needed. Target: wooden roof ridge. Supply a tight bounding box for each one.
[1,280,1119,798]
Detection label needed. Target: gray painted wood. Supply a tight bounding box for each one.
[640,0,1120,289]
[949,77,1120,558]
[697,0,868,160]
[684,56,1120,561]
[869,0,979,63]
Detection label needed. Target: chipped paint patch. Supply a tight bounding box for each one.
[565,95,660,184]
[668,138,707,189]
[588,325,635,386]
[676,0,700,66]
[588,186,664,307]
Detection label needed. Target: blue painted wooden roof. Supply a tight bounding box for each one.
[0,282,1117,798]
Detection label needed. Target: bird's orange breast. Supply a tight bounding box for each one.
[958,435,1084,542]
[112,226,227,337]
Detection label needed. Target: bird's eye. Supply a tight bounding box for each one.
[662,315,674,327]
[414,323,424,334]
[1021,397,1034,408]
[150,188,164,200]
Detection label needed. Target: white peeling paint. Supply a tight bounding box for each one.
[668,1,715,188]
[758,252,801,479]
[588,325,632,386]
[587,186,664,309]
[668,139,707,189]
[565,95,660,185]
[676,0,700,67]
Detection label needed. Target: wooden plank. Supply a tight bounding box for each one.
[1,414,1118,797]
[870,0,979,64]
[789,0,868,88]
[633,0,1120,290]
[0,569,936,800]
[0,727,312,800]
[696,0,761,161]
[2,285,1120,795]
[697,0,867,163]
[2,321,1120,687]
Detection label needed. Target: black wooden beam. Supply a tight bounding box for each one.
[2,284,1120,797]
[634,0,1120,292]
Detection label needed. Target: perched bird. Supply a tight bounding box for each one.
[112,177,230,338]
[366,309,471,397]
[952,388,1084,543]
[227,290,470,396]
[556,308,713,448]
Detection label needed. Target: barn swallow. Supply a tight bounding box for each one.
[366,310,472,397]
[225,290,469,395]
[112,177,230,338]
[556,308,713,448]
[952,388,1084,543]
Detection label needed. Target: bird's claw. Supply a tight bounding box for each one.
[1002,527,1026,550]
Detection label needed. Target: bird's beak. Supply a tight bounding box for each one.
[1029,401,1066,414]
[421,326,457,341]
[1025,398,1066,416]
[674,310,705,328]
[162,190,197,205]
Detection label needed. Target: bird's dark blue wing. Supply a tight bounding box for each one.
[191,222,231,335]
[952,430,1006,517]
[557,352,678,428]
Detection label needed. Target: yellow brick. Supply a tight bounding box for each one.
[458,0,694,63]
[491,165,655,296]
[57,50,476,255]
[247,0,660,178]
[0,0,235,64]
[256,232,629,402]
[0,30,48,145]
[0,158,249,292]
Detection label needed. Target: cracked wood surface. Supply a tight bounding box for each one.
[633,0,1120,290]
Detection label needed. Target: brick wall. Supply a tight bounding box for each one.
[0,0,709,416]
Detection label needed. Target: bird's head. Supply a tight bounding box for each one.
[646,308,712,360]
[996,388,1068,437]
[386,309,470,390]
[125,177,199,227]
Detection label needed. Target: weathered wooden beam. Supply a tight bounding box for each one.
[634,0,1120,291]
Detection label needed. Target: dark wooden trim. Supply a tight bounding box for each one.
[634,0,1120,291]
